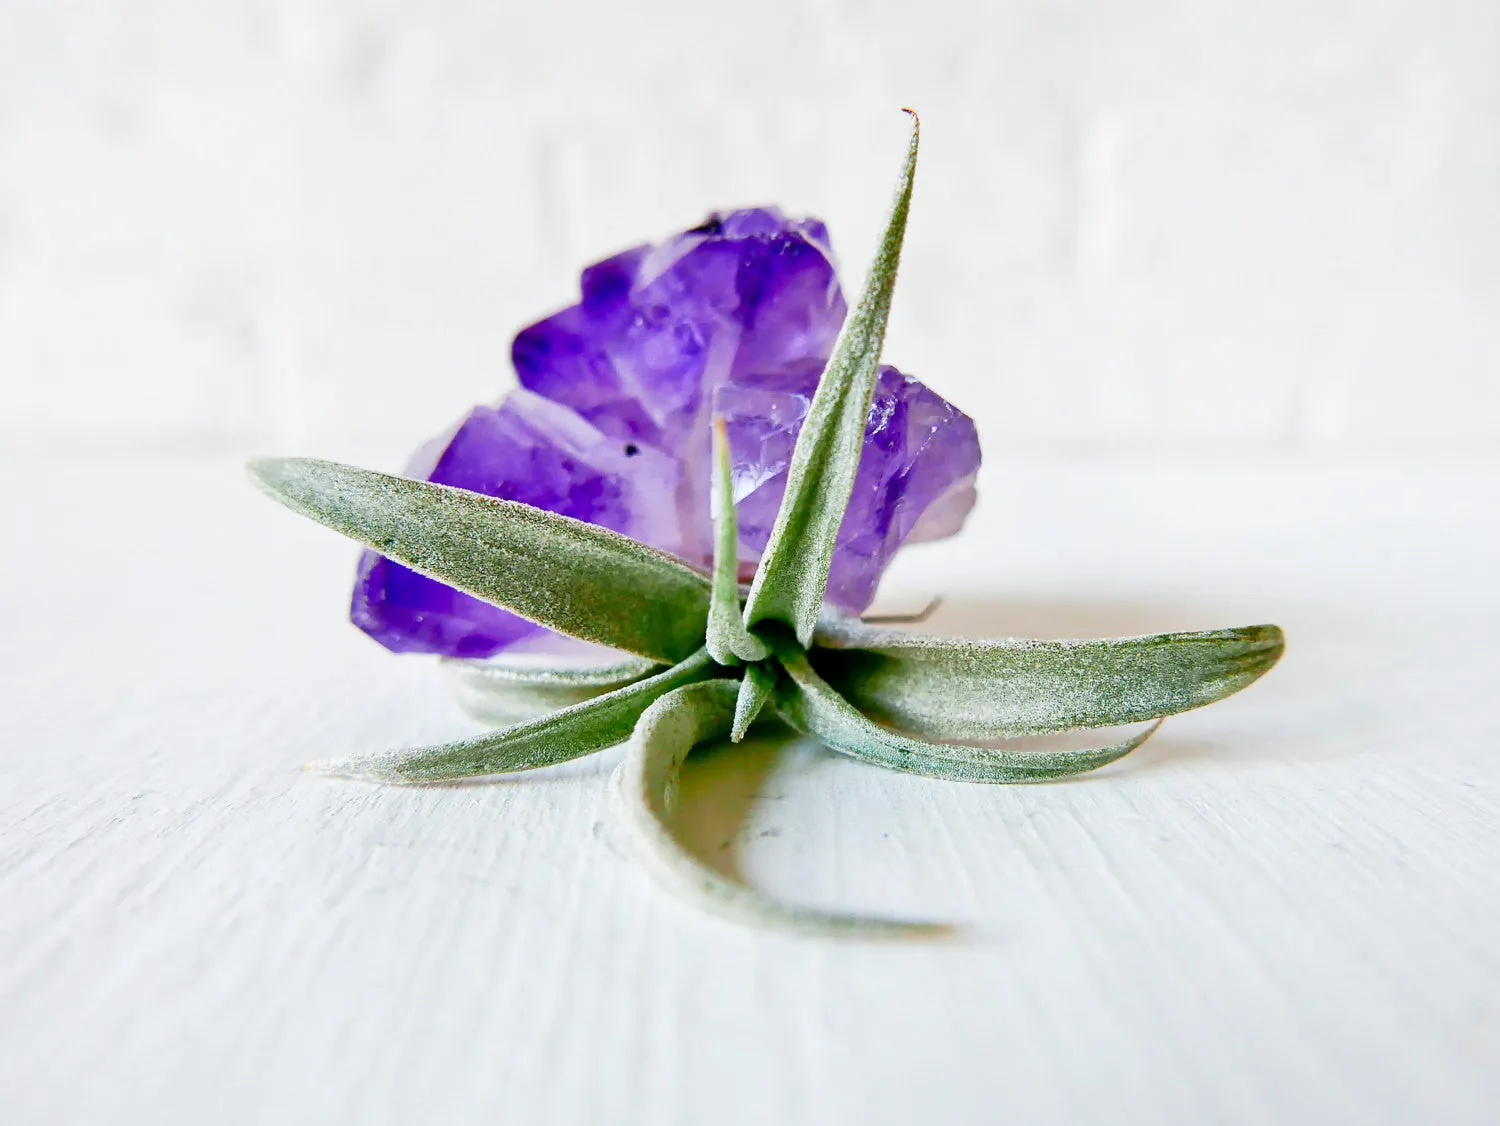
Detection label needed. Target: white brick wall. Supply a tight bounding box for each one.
[2,0,1497,454]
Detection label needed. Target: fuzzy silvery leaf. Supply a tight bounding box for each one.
[809,622,1284,739]
[706,418,769,665]
[443,653,661,725]
[248,457,711,663]
[743,113,920,646]
[731,660,776,742]
[616,679,949,936]
[310,649,716,783]
[773,641,1159,783]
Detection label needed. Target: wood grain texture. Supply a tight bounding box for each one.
[2,452,1497,1125]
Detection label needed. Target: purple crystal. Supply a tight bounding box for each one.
[352,208,982,658]
[514,209,844,449]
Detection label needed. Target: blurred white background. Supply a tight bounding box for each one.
[3,0,1496,458]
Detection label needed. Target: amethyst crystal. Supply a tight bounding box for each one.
[717,362,979,611]
[352,208,981,658]
[514,210,845,453]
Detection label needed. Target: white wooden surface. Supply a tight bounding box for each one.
[3,450,1496,1124]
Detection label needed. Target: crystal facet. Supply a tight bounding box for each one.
[353,209,981,658]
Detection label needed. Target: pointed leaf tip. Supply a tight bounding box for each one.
[731,661,776,742]
[743,113,921,644]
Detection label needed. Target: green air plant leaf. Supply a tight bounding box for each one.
[705,418,769,665]
[772,639,1161,784]
[444,653,663,725]
[743,111,921,646]
[731,661,776,742]
[248,457,711,663]
[616,679,950,937]
[311,649,717,783]
[811,622,1286,740]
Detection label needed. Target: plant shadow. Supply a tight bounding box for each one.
[673,727,789,882]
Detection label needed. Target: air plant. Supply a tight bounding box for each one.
[250,113,1284,932]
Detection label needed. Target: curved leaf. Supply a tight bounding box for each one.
[249,457,711,663]
[744,112,920,645]
[617,679,950,936]
[309,649,715,783]
[811,621,1285,739]
[443,653,662,725]
[774,643,1160,783]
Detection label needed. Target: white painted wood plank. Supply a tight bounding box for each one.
[2,454,1496,1124]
